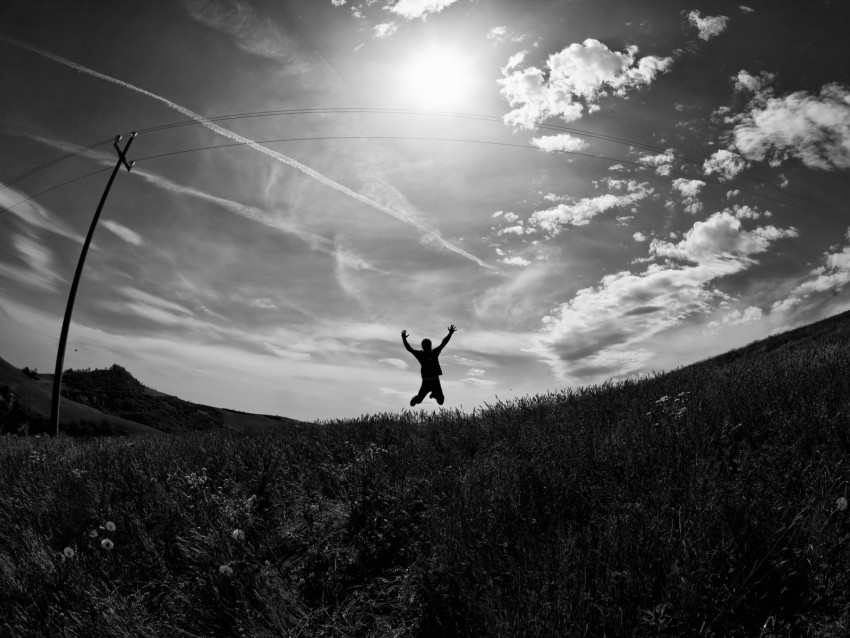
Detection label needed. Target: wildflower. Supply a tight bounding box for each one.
[231,529,245,541]
[101,539,114,550]
[88,529,98,538]
[63,547,75,559]
[837,497,848,511]
[105,521,116,532]
[219,564,233,577]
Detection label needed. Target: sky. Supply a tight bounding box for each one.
[2,0,850,422]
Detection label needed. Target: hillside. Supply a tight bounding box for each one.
[0,356,160,436]
[1,358,302,435]
[2,310,850,636]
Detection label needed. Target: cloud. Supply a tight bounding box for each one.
[533,212,797,384]
[687,10,730,41]
[0,181,84,243]
[650,211,797,263]
[705,306,763,333]
[487,26,507,42]
[502,50,527,72]
[180,0,316,74]
[503,256,531,266]
[530,182,652,232]
[388,0,461,19]
[732,83,850,171]
[101,220,144,246]
[638,148,675,175]
[0,233,62,291]
[772,228,850,313]
[739,5,754,14]
[380,357,409,369]
[672,178,705,214]
[530,133,589,153]
[633,232,647,242]
[0,37,492,270]
[373,22,398,38]
[703,149,748,179]
[499,38,674,128]
[672,178,705,199]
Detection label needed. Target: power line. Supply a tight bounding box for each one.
[4,134,844,223]
[1,107,834,217]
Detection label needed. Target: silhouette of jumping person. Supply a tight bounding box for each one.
[402,325,456,406]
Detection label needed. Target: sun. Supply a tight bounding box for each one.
[396,46,475,110]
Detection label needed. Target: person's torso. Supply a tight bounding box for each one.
[415,350,442,377]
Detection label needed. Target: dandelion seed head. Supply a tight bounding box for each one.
[105,521,116,532]
[63,547,75,559]
[88,529,98,538]
[219,564,233,577]
[837,497,847,511]
[231,529,245,541]
[101,538,114,550]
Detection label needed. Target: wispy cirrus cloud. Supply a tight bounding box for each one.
[0,233,62,292]
[180,0,316,75]
[1,181,84,243]
[102,220,144,246]
[499,38,674,129]
[0,36,492,270]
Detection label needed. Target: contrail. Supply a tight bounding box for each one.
[25,133,334,252]
[0,33,495,271]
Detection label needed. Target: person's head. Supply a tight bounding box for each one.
[421,338,432,351]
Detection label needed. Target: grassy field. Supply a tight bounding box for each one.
[3,312,850,636]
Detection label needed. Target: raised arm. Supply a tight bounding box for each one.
[401,330,415,354]
[437,324,457,352]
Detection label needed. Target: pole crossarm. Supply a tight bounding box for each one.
[114,133,137,171]
[49,132,137,436]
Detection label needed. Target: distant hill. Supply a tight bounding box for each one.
[1,357,303,435]
[0,357,160,436]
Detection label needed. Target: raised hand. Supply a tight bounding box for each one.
[401,330,409,339]
[448,324,457,333]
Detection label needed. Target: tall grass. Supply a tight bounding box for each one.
[3,313,850,636]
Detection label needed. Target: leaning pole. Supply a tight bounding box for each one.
[50,132,137,436]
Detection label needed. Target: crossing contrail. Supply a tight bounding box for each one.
[0,33,495,271]
[25,133,335,252]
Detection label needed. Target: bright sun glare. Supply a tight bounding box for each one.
[397,46,474,110]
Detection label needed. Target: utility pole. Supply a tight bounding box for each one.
[50,132,137,436]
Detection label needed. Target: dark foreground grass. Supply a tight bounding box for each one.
[3,316,850,636]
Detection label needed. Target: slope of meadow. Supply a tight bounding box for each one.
[3,312,850,636]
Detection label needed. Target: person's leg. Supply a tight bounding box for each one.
[433,379,445,405]
[410,380,428,406]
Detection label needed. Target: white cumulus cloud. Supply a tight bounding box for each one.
[732,83,850,171]
[650,211,797,263]
[499,38,674,128]
[772,228,850,314]
[373,22,398,38]
[687,10,730,41]
[703,149,748,179]
[531,184,652,233]
[530,133,589,153]
[389,0,460,19]
[532,213,797,385]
